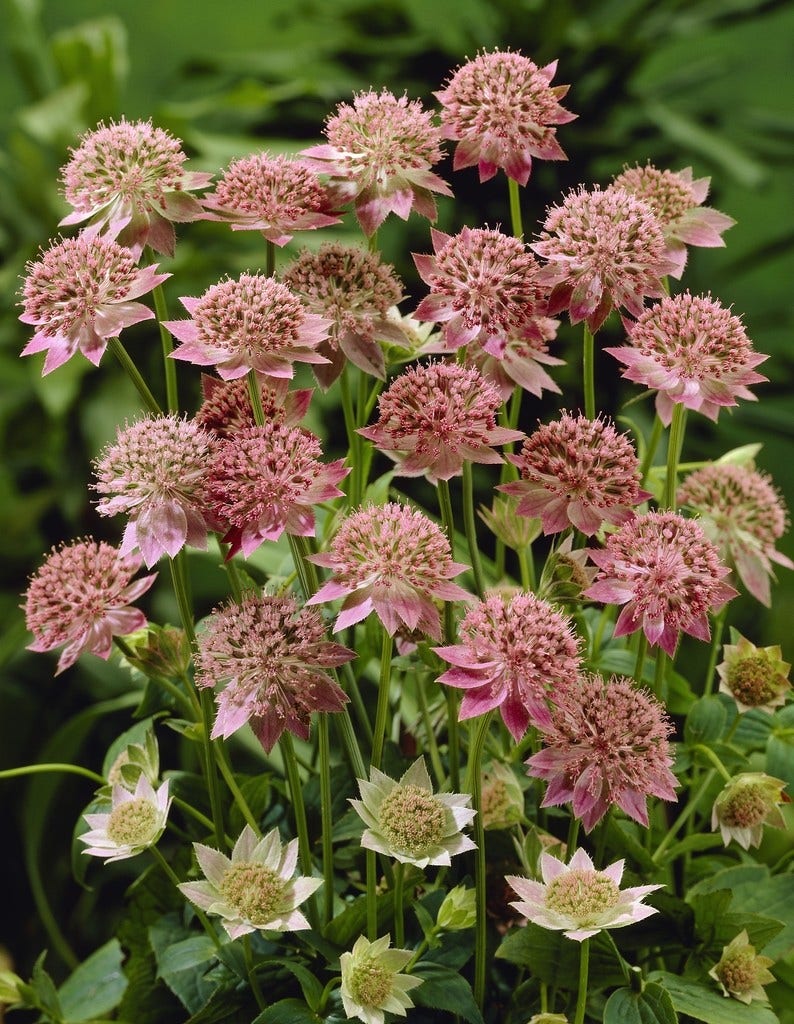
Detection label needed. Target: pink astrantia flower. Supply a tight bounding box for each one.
[206,423,348,558]
[194,374,313,437]
[60,118,212,257]
[414,226,550,353]
[358,362,524,483]
[434,591,581,739]
[507,849,662,941]
[499,412,650,535]
[94,415,216,568]
[436,49,576,185]
[467,319,563,401]
[606,292,768,426]
[301,89,452,236]
[194,593,353,752]
[532,185,675,333]
[306,502,470,639]
[526,673,677,831]
[81,777,171,863]
[584,510,737,656]
[23,538,156,675]
[19,235,168,375]
[164,273,331,380]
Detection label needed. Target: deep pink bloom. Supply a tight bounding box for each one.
[306,503,470,639]
[24,539,156,674]
[434,591,581,740]
[436,50,576,185]
[194,593,354,752]
[194,374,312,437]
[526,673,677,831]
[301,89,452,236]
[606,292,768,426]
[499,412,650,535]
[466,319,563,401]
[358,362,523,483]
[584,511,737,656]
[206,423,349,558]
[19,235,168,375]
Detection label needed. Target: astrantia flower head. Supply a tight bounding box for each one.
[358,362,523,483]
[164,273,331,381]
[499,412,650,536]
[606,292,768,426]
[507,848,662,941]
[526,673,677,832]
[24,539,156,675]
[716,631,791,714]
[351,758,476,868]
[302,89,452,236]
[711,772,789,850]
[194,374,312,437]
[467,319,563,401]
[584,511,737,656]
[709,931,776,1005]
[94,415,216,568]
[206,423,348,558]
[532,185,674,333]
[434,590,581,739]
[678,462,792,605]
[194,593,353,753]
[306,502,470,639]
[436,49,576,185]
[178,825,322,940]
[60,117,212,257]
[81,776,171,863]
[340,934,423,1024]
[20,235,168,375]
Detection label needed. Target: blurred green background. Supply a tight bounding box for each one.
[1,0,792,982]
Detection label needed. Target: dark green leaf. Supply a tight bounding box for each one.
[58,939,127,1022]
[251,997,318,1024]
[649,971,779,1024]
[412,962,485,1024]
[684,697,727,746]
[603,981,678,1024]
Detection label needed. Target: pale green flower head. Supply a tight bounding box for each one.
[80,775,171,863]
[711,772,789,850]
[105,727,160,793]
[437,884,477,931]
[340,933,423,1024]
[717,630,791,714]
[709,930,776,1004]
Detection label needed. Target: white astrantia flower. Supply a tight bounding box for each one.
[177,824,322,940]
[80,775,171,863]
[507,848,662,941]
[710,772,789,850]
[350,757,476,868]
[340,934,423,1024]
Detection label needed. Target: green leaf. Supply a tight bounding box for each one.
[661,833,725,861]
[58,939,128,1022]
[261,958,323,1012]
[495,925,624,990]
[689,866,794,958]
[412,962,485,1024]
[150,917,218,1013]
[766,733,794,790]
[251,997,318,1024]
[603,982,678,1023]
[684,697,727,746]
[649,971,779,1024]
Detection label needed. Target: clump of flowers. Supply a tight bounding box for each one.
[340,934,423,1024]
[194,374,312,437]
[467,319,563,401]
[708,931,776,1005]
[81,776,171,863]
[716,630,791,714]
[711,773,789,850]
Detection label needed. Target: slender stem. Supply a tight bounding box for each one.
[508,177,524,239]
[582,325,596,420]
[437,478,456,549]
[393,862,405,947]
[465,711,494,1011]
[265,240,276,277]
[664,404,687,509]
[288,534,316,601]
[318,714,334,927]
[366,848,378,940]
[462,462,485,598]
[654,649,668,702]
[247,369,267,426]
[172,796,217,835]
[444,688,461,791]
[0,763,104,784]
[573,937,591,1024]
[243,935,267,1011]
[146,248,178,413]
[150,845,222,949]
[702,607,727,696]
[602,930,632,984]
[335,692,369,780]
[340,365,362,508]
[107,337,162,414]
[341,662,374,750]
[114,637,196,716]
[633,632,648,684]
[416,674,446,787]
[693,744,732,782]
[639,415,664,485]
[566,814,581,857]
[652,769,716,863]
[214,741,260,836]
[279,732,314,873]
[371,629,394,771]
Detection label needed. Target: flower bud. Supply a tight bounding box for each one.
[437,885,477,932]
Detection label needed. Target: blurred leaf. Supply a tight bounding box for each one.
[684,697,728,746]
[58,939,127,1022]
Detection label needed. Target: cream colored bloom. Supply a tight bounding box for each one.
[340,934,422,1024]
[709,930,775,1004]
[81,776,170,863]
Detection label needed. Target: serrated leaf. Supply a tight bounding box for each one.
[603,981,678,1023]
[684,697,727,746]
[496,925,624,990]
[649,971,779,1024]
[412,962,485,1024]
[251,997,318,1024]
[689,866,794,958]
[58,939,127,1022]
[261,958,323,1012]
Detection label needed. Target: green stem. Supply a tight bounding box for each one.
[654,649,668,702]
[340,365,362,508]
[693,744,732,782]
[341,662,373,751]
[146,248,178,413]
[371,629,394,771]
[416,674,446,787]
[633,632,648,685]
[566,814,581,857]
[279,732,317,927]
[437,478,456,549]
[465,711,494,1011]
[393,861,405,947]
[583,325,596,420]
[702,606,727,697]
[247,368,267,426]
[508,177,524,239]
[214,741,260,836]
[366,848,378,940]
[244,935,267,1011]
[652,769,716,864]
[664,404,687,510]
[639,415,664,486]
[462,462,485,598]
[573,937,590,1024]
[288,534,317,601]
[0,763,104,784]
[265,240,276,277]
[444,687,460,792]
[602,931,632,984]
[318,714,334,927]
[107,337,162,415]
[172,796,218,835]
[150,845,222,949]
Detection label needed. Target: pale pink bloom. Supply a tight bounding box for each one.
[81,776,171,863]
[526,673,677,832]
[60,118,211,257]
[306,502,470,639]
[434,591,581,739]
[532,185,675,333]
[206,423,349,558]
[467,320,563,401]
[164,273,331,380]
[19,235,168,375]
[23,538,156,675]
[436,49,576,185]
[606,292,768,426]
[194,374,312,437]
[94,415,216,568]
[678,462,792,606]
[499,412,650,535]
[507,849,662,941]
[301,89,452,236]
[584,510,737,656]
[194,593,353,752]
[358,362,523,483]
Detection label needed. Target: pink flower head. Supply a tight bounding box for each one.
[194,374,312,438]
[606,292,768,426]
[94,415,216,568]
[23,538,156,675]
[678,462,793,606]
[612,163,735,278]
[59,118,212,257]
[532,185,675,333]
[206,422,349,558]
[306,502,470,639]
[194,593,354,752]
[358,362,524,483]
[434,591,581,740]
[499,412,650,535]
[436,50,576,185]
[19,235,168,375]
[202,152,342,245]
[467,318,563,401]
[301,89,452,236]
[281,243,410,387]
[584,510,737,656]
[414,226,549,353]
[526,673,677,832]
[164,273,331,380]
